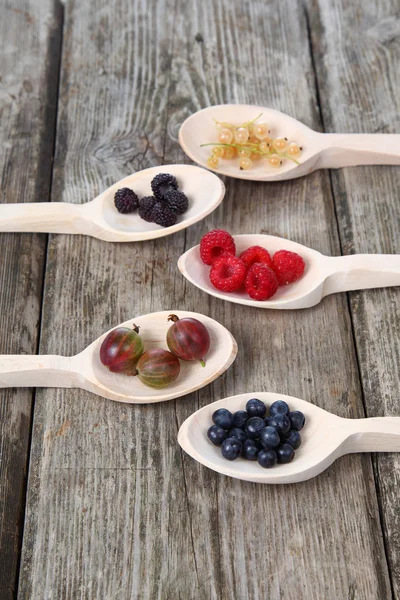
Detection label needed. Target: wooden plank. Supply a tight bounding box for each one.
[0,1,62,598]
[307,0,400,595]
[18,1,392,599]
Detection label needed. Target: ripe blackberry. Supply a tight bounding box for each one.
[138,196,156,222]
[114,188,139,213]
[164,190,188,215]
[151,173,178,200]
[152,202,177,227]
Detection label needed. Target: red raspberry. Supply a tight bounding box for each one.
[244,263,278,301]
[200,229,236,265]
[239,245,272,269]
[272,250,305,285]
[210,255,246,292]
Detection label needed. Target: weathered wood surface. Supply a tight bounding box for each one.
[0,1,62,598]
[14,0,397,599]
[308,0,400,596]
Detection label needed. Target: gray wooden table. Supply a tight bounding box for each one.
[1,0,399,598]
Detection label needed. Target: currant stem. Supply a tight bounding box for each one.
[200,359,205,367]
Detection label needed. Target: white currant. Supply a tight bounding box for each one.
[234,127,249,144]
[268,154,282,168]
[239,157,252,170]
[219,128,233,144]
[273,137,288,152]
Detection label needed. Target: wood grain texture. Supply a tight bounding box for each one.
[16,1,394,599]
[307,0,400,595]
[0,1,62,598]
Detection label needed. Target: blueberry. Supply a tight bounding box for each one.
[228,427,247,443]
[242,439,259,460]
[232,410,249,428]
[257,449,277,468]
[284,430,301,450]
[289,411,305,431]
[244,416,265,439]
[260,426,281,449]
[268,414,291,435]
[212,408,233,430]
[276,443,295,464]
[221,437,242,461]
[269,400,290,417]
[207,425,229,446]
[246,398,266,418]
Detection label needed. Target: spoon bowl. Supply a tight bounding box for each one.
[0,311,237,403]
[178,234,400,309]
[179,104,400,181]
[0,165,225,242]
[178,391,400,484]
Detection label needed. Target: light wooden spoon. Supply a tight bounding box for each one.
[178,391,400,484]
[178,234,400,309]
[0,311,237,404]
[0,165,225,242]
[179,104,400,181]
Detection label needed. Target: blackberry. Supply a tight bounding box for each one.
[164,190,188,215]
[138,196,156,222]
[114,188,139,213]
[151,173,178,200]
[152,202,177,227]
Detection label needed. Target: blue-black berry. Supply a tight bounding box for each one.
[257,449,277,468]
[232,410,249,428]
[114,188,139,213]
[268,414,291,435]
[228,427,247,443]
[221,437,242,461]
[151,173,178,200]
[284,430,301,449]
[244,416,265,439]
[246,398,266,418]
[152,203,177,227]
[212,408,233,430]
[138,196,156,222]
[207,425,229,446]
[289,411,305,431]
[164,190,189,215]
[242,439,259,460]
[269,400,290,417]
[260,426,281,449]
[276,443,295,464]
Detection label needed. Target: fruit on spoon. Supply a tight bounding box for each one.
[135,348,180,388]
[100,325,144,375]
[166,314,210,367]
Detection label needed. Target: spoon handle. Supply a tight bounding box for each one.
[0,202,85,234]
[0,354,80,388]
[324,254,400,295]
[320,133,400,168]
[345,417,400,453]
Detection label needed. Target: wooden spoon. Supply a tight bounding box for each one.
[178,391,400,484]
[178,234,400,309]
[0,311,237,403]
[0,165,225,242]
[179,104,400,181]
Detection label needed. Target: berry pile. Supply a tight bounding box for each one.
[199,229,305,301]
[202,114,303,171]
[114,173,189,228]
[207,398,305,468]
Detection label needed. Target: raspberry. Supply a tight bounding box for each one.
[209,255,246,293]
[151,173,178,200]
[152,202,177,227]
[200,229,236,265]
[114,188,139,213]
[138,196,156,222]
[239,245,272,269]
[164,190,189,215]
[244,263,278,301]
[272,250,305,285]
